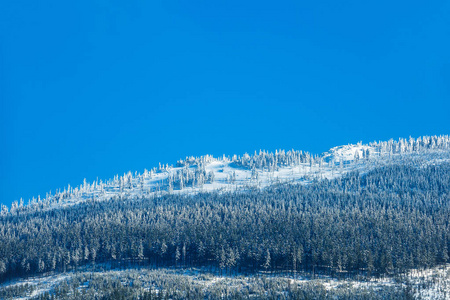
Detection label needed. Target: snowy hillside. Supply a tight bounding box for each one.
[2,136,450,299]
[4,135,450,213]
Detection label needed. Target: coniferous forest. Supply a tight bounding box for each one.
[1,136,450,299]
[1,163,450,282]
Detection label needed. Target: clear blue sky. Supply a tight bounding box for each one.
[1,0,449,206]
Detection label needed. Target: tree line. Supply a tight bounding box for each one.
[3,134,449,215]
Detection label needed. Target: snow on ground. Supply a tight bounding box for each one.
[9,141,450,213]
[406,265,450,299]
[0,273,69,300]
[3,265,450,299]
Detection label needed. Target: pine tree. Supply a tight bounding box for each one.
[263,249,271,271]
[175,247,181,267]
[138,240,145,261]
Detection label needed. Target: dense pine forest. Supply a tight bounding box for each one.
[1,161,449,285]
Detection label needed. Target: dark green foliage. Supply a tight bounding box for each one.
[1,163,450,283]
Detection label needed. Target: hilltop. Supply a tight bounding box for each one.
[4,135,450,214]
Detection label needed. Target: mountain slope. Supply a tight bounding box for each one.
[2,135,450,299]
[4,135,450,214]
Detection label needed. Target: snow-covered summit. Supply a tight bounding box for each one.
[4,135,450,214]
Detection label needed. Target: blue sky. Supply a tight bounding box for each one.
[1,0,449,206]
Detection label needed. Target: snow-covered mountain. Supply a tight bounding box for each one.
[2,135,450,300]
[4,135,450,213]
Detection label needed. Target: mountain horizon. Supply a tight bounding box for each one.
[4,134,449,214]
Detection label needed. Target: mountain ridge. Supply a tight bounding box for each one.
[4,135,450,214]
